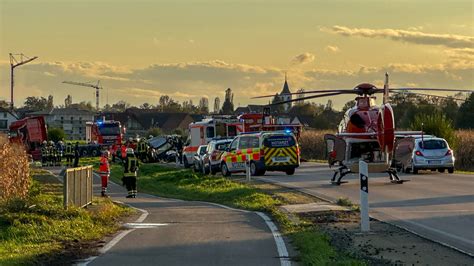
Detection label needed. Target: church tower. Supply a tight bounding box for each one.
[280,73,292,112]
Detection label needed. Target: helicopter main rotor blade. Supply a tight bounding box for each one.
[267,91,352,106]
[252,89,354,99]
[390,88,473,92]
[392,91,468,101]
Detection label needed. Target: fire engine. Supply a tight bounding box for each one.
[238,112,302,140]
[9,116,48,160]
[85,119,123,156]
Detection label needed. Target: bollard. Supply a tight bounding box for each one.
[245,154,251,181]
[359,160,370,232]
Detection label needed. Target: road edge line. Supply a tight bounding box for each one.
[76,200,149,266]
[256,212,291,266]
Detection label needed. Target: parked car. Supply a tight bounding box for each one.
[220,131,300,177]
[193,145,208,173]
[202,139,233,175]
[393,136,454,174]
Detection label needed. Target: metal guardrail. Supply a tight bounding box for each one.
[63,165,93,208]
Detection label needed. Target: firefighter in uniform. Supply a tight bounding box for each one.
[64,142,74,166]
[41,141,48,166]
[73,142,80,167]
[99,151,111,197]
[48,141,55,166]
[122,148,139,198]
[137,138,148,162]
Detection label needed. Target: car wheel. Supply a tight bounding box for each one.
[412,164,419,174]
[250,161,258,176]
[91,149,98,157]
[183,157,190,168]
[448,167,454,174]
[438,168,445,173]
[221,163,231,177]
[285,168,295,175]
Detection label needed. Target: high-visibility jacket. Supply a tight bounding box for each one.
[65,144,73,156]
[41,146,48,156]
[123,157,139,177]
[138,141,147,153]
[99,156,110,175]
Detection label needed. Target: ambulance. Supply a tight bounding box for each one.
[220,131,300,176]
[182,116,243,168]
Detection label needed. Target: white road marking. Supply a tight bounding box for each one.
[124,223,168,229]
[256,212,291,266]
[78,197,149,266]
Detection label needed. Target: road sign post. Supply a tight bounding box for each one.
[359,160,370,232]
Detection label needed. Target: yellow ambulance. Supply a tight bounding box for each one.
[220,131,300,176]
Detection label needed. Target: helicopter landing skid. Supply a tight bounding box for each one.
[331,166,351,185]
[387,168,409,184]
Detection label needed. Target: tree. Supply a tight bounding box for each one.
[140,102,152,109]
[221,88,234,114]
[0,100,9,109]
[48,127,66,142]
[456,93,474,129]
[70,101,95,111]
[24,96,49,111]
[198,97,209,114]
[47,95,54,109]
[111,100,130,112]
[410,112,457,148]
[146,127,162,137]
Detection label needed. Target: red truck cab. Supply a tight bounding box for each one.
[9,116,48,160]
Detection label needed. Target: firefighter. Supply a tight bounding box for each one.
[99,151,111,197]
[121,144,127,160]
[64,142,74,166]
[73,142,80,167]
[122,148,139,198]
[137,138,148,162]
[48,141,55,166]
[41,141,48,166]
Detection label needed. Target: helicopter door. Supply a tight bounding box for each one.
[393,137,415,170]
[324,134,346,165]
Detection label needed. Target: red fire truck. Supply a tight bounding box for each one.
[238,113,302,139]
[9,116,48,160]
[85,120,123,156]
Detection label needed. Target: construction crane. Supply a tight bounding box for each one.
[10,53,38,110]
[63,80,102,110]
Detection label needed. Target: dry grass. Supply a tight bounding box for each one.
[0,134,30,201]
[299,130,474,171]
[299,130,331,161]
[454,130,474,171]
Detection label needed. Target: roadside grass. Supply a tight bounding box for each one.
[109,163,365,265]
[0,170,132,265]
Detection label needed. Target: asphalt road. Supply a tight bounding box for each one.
[85,176,288,266]
[253,162,474,256]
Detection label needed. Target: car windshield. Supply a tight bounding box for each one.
[216,142,230,151]
[99,124,121,135]
[419,139,447,150]
[199,146,207,155]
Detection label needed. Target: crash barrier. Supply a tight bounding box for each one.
[359,160,370,232]
[64,165,93,208]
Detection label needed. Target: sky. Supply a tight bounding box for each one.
[0,0,472,110]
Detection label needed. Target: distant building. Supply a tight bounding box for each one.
[28,107,95,140]
[271,75,293,113]
[0,108,18,133]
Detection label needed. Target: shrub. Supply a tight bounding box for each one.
[146,127,163,137]
[0,134,30,202]
[410,112,457,148]
[48,127,66,142]
[455,130,474,171]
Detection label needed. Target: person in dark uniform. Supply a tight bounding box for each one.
[122,148,139,198]
[73,142,80,167]
[64,142,73,166]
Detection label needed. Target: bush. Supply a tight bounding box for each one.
[0,135,30,202]
[48,127,66,142]
[146,127,162,137]
[455,130,474,171]
[410,112,457,148]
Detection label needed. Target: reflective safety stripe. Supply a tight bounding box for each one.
[262,146,298,166]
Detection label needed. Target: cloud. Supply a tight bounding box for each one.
[323,25,474,48]
[325,45,340,53]
[291,52,315,65]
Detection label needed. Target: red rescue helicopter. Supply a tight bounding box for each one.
[254,73,472,185]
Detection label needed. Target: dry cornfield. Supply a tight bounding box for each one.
[300,130,474,171]
[0,134,31,201]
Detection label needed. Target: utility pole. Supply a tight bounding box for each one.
[9,53,38,110]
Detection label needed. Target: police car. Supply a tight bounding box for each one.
[220,131,300,176]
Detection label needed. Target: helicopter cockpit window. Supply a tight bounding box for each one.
[326,140,335,153]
